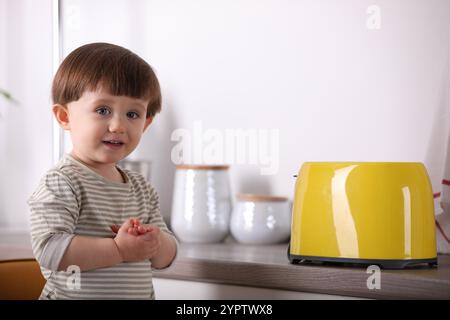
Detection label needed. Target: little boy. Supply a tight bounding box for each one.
[28,42,177,299]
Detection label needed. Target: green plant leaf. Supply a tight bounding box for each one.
[0,88,18,104]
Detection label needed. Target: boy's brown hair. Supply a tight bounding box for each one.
[52,42,161,117]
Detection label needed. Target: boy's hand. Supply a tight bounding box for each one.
[111,219,162,262]
[112,218,161,262]
[110,219,157,236]
[138,225,162,260]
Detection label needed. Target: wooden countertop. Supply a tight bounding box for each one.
[153,240,450,299]
[1,233,449,299]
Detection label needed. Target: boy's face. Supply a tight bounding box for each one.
[54,86,153,166]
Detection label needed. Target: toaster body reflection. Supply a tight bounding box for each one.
[288,162,437,269]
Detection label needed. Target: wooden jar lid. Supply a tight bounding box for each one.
[236,193,288,202]
[175,164,229,170]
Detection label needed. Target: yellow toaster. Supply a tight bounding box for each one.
[288,162,438,269]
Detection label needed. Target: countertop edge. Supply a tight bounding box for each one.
[153,255,450,300]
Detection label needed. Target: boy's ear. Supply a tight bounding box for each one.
[143,116,153,132]
[52,104,70,130]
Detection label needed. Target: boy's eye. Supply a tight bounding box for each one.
[127,111,140,119]
[96,107,111,116]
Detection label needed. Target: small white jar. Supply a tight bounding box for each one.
[171,165,232,243]
[230,194,291,245]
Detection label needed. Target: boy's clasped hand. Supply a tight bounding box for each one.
[110,218,162,263]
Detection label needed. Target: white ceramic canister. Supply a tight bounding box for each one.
[171,165,232,243]
[230,194,291,245]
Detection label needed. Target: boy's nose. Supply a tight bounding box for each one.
[109,116,126,134]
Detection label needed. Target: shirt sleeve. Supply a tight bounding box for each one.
[28,170,80,271]
[145,184,179,269]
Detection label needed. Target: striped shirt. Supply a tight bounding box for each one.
[28,154,176,299]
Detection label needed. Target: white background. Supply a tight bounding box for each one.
[1,0,449,231]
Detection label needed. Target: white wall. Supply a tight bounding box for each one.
[0,0,54,231]
[1,0,449,230]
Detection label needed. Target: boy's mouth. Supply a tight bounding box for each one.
[102,140,125,147]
